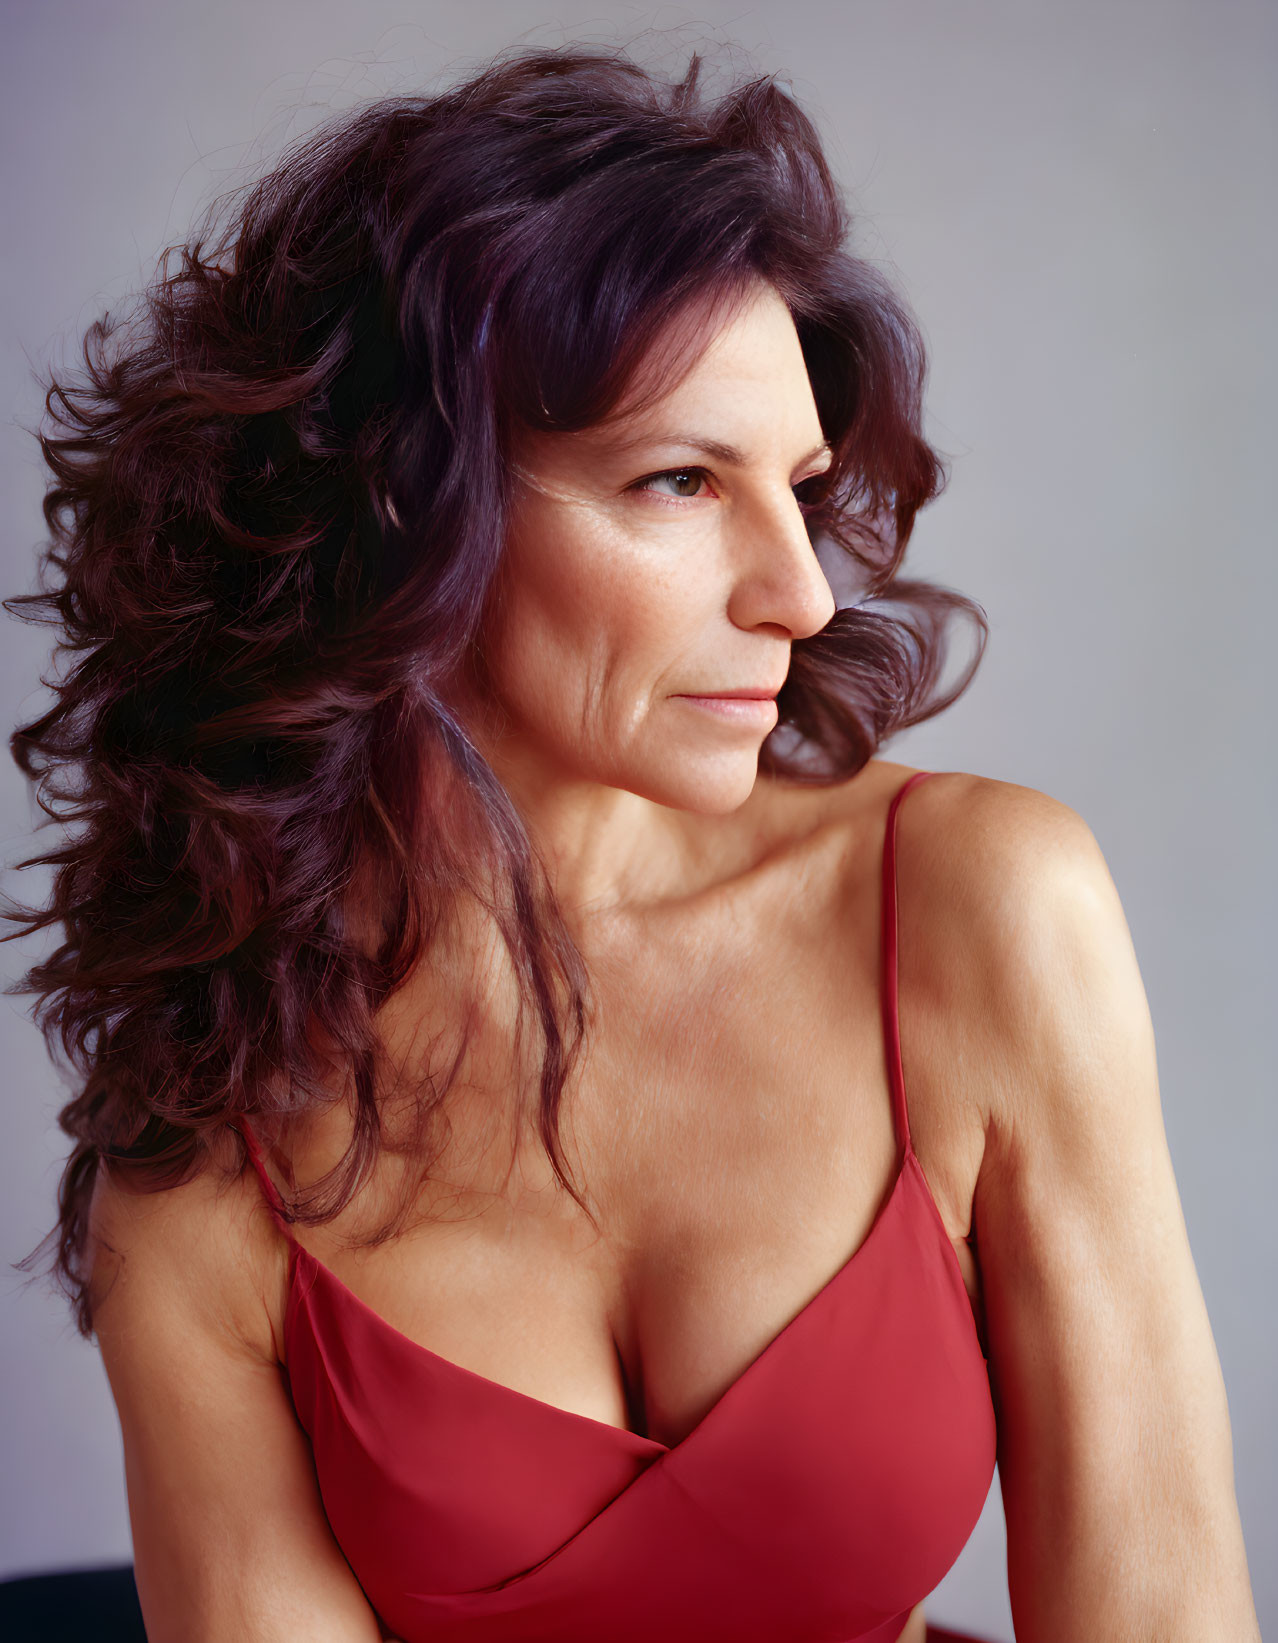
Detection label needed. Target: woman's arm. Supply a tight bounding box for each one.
[89,1153,392,1643]
[954,782,1259,1640]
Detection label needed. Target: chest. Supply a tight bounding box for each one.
[277,830,986,1450]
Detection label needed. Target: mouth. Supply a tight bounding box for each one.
[672,692,780,723]
[672,688,781,701]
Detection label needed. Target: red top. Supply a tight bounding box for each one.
[235,769,996,1643]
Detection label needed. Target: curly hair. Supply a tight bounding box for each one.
[4,40,987,1335]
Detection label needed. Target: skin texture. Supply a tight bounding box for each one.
[88,283,1259,1641]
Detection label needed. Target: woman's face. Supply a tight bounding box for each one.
[473,281,837,818]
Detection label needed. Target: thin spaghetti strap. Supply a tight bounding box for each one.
[233,1113,296,1242]
[880,770,937,1157]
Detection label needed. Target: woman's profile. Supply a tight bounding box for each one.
[3,39,1260,1643]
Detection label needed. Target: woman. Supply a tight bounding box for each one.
[5,40,1258,1643]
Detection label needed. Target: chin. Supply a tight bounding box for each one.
[627,755,763,816]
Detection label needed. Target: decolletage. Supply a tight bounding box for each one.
[234,769,997,1643]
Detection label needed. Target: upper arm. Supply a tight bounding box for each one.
[88,1157,387,1643]
[940,778,1259,1641]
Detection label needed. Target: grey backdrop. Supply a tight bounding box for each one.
[2,3,1274,1639]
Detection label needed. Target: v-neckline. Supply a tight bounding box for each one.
[284,1144,934,1457]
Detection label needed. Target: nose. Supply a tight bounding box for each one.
[726,489,837,642]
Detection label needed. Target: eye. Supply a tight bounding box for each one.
[792,473,828,517]
[629,466,828,511]
[630,466,716,504]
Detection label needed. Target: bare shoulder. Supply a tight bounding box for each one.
[87,1135,386,1639]
[885,760,1098,912]
[809,759,1137,1252]
[88,1129,284,1367]
[880,762,1121,1129]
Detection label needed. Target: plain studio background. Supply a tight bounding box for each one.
[1,3,1274,1638]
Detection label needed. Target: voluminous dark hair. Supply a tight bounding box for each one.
[5,40,986,1334]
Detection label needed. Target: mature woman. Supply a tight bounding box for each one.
[6,41,1258,1643]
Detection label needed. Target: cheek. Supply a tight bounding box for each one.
[491,521,699,701]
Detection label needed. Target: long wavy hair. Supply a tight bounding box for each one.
[4,41,987,1335]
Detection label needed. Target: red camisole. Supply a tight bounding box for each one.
[234,769,997,1642]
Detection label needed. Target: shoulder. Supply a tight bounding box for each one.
[811,757,1102,933]
[864,761,1141,1130]
[766,757,1111,1016]
[879,761,1113,965]
[884,761,1098,898]
[771,755,1094,882]
[87,1135,390,1640]
[88,1128,286,1368]
[885,763,1156,1164]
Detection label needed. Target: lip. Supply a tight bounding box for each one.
[673,692,780,724]
[673,688,782,700]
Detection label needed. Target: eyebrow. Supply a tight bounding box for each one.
[600,431,833,471]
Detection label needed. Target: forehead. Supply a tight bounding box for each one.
[611,282,801,423]
[516,284,814,469]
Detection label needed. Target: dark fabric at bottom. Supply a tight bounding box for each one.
[0,1564,146,1643]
